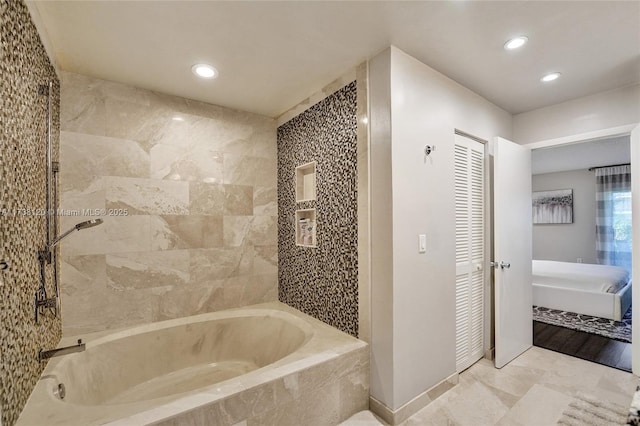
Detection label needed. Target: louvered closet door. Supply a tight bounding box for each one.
[454,134,485,372]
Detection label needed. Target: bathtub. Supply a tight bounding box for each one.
[17,302,369,426]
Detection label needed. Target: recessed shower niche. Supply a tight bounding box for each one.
[296,161,316,202]
[295,208,317,247]
[295,161,317,247]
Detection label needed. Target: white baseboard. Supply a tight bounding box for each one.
[369,372,459,425]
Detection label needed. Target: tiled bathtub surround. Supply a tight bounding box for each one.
[0,1,61,424]
[17,302,369,426]
[277,82,359,336]
[59,72,277,335]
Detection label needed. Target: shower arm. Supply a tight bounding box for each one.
[40,219,104,264]
[39,227,73,265]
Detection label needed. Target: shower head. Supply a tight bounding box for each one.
[49,219,104,249]
[75,219,103,230]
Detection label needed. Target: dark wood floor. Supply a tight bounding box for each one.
[533,320,632,372]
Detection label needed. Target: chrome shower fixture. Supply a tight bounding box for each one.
[41,219,103,264]
[49,218,103,249]
[35,218,103,322]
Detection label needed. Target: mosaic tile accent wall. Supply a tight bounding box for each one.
[59,72,278,335]
[0,1,62,424]
[277,82,359,336]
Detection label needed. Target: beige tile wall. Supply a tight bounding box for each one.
[59,72,278,335]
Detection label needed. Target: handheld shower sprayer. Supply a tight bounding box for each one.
[40,219,103,264]
[48,218,103,250]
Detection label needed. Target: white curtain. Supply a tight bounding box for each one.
[595,165,632,272]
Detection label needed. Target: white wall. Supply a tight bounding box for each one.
[514,84,640,144]
[369,46,512,411]
[369,49,395,405]
[532,170,597,264]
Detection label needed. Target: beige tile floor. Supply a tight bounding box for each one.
[342,346,639,426]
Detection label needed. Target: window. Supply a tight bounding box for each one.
[611,191,632,272]
[595,165,632,273]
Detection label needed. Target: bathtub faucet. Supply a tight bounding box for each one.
[39,339,85,363]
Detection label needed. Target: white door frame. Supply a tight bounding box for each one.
[524,122,640,375]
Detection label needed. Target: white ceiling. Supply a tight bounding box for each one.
[32,1,640,118]
[531,135,631,175]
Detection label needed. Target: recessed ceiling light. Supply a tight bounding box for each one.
[504,36,528,50]
[191,64,218,79]
[541,72,561,82]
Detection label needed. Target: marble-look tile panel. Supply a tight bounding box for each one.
[209,374,300,424]
[149,333,363,426]
[60,215,152,256]
[255,158,277,189]
[253,245,278,275]
[105,177,189,215]
[223,155,276,188]
[253,187,277,216]
[594,367,640,407]
[96,287,161,333]
[59,177,105,212]
[60,131,149,190]
[466,358,541,400]
[156,283,225,321]
[62,71,151,108]
[151,215,223,250]
[58,215,108,257]
[338,353,370,422]
[150,143,224,183]
[251,125,278,159]
[61,262,162,335]
[351,346,640,426]
[190,248,252,283]
[60,75,107,135]
[538,348,613,396]
[106,250,190,291]
[224,185,253,215]
[59,71,277,334]
[60,255,108,333]
[249,216,277,246]
[495,384,573,426]
[222,273,277,308]
[188,115,254,154]
[356,61,371,344]
[224,154,257,186]
[442,381,509,426]
[189,182,225,216]
[251,384,342,426]
[223,216,253,247]
[104,216,153,254]
[104,98,171,145]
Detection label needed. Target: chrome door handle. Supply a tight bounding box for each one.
[490,261,511,270]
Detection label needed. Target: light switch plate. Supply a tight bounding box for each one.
[419,234,426,253]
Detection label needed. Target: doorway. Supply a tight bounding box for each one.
[530,135,632,371]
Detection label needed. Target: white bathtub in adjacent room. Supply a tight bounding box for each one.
[17,302,369,426]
